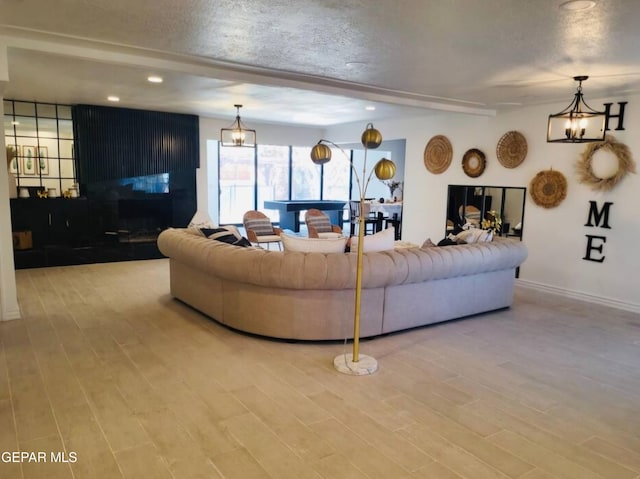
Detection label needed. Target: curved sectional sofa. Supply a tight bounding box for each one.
[157,228,528,340]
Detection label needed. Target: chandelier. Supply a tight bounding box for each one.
[220,104,256,147]
[547,76,606,143]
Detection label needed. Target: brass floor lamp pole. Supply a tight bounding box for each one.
[352,209,366,363]
[310,124,396,375]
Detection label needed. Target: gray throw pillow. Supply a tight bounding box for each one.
[244,218,275,236]
[307,216,332,233]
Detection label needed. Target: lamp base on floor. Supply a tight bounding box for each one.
[333,353,378,375]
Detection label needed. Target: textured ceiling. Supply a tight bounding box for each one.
[1,0,640,125]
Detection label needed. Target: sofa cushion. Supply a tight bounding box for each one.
[307,215,333,233]
[201,227,251,247]
[350,227,395,253]
[281,234,347,253]
[244,218,275,236]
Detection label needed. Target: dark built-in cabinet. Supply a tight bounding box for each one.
[10,196,170,269]
[8,102,199,269]
[11,198,89,246]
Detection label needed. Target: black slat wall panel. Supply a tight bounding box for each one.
[73,105,199,182]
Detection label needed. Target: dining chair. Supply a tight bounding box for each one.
[304,209,343,238]
[384,212,402,240]
[242,210,283,250]
[348,201,378,236]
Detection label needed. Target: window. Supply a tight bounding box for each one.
[219,145,255,224]
[257,145,290,222]
[322,146,350,201]
[290,146,321,201]
[218,143,370,226]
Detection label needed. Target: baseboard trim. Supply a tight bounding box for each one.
[516,279,640,314]
[1,307,22,321]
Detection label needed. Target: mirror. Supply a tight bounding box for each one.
[446,185,526,239]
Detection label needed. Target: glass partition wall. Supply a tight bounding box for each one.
[4,100,76,196]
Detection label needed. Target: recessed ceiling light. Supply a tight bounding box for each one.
[11,121,19,125]
[346,61,368,68]
[365,105,376,111]
[107,96,120,102]
[560,0,596,11]
[147,75,163,83]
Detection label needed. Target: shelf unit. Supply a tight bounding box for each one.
[4,100,76,196]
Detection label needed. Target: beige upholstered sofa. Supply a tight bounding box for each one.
[157,228,528,340]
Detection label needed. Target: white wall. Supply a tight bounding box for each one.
[326,97,639,313]
[0,45,21,321]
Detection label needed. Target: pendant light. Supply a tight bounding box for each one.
[547,76,606,143]
[220,104,256,147]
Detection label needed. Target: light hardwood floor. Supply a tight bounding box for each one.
[1,258,639,479]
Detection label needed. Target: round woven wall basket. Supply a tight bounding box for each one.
[423,135,453,174]
[462,148,486,178]
[530,169,567,208]
[496,130,527,168]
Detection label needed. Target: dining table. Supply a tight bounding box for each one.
[263,199,346,232]
[367,200,403,218]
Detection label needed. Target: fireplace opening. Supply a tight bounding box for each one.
[117,196,172,244]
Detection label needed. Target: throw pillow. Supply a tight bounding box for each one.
[421,238,436,248]
[317,231,343,239]
[455,229,493,244]
[201,227,251,247]
[350,227,395,254]
[281,234,347,253]
[234,237,252,247]
[437,238,458,246]
[307,215,333,233]
[188,211,216,229]
[244,217,275,237]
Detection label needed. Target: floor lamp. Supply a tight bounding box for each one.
[310,124,396,375]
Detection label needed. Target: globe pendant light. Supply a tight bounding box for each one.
[374,158,396,180]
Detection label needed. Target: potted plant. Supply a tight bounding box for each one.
[382,180,403,200]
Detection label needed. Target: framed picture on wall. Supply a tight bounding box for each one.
[22,146,36,175]
[37,146,49,175]
[7,145,20,174]
[39,157,49,175]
